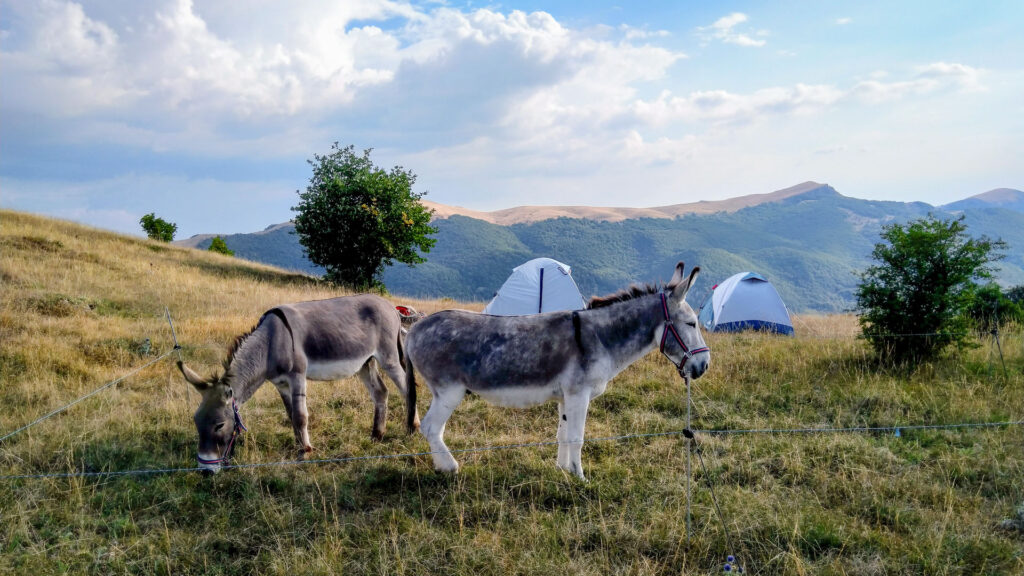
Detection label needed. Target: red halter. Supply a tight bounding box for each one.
[659,292,709,374]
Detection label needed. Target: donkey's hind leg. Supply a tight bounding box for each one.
[358,360,389,441]
[378,352,419,432]
[420,383,466,473]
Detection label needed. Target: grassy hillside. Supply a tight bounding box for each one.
[2,209,1023,575]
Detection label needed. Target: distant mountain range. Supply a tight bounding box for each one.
[175,182,1024,312]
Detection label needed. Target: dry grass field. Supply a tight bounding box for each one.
[1,209,1022,575]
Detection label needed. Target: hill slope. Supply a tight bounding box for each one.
[2,209,1022,574]
[942,188,1024,213]
[178,184,1024,312]
[422,181,830,224]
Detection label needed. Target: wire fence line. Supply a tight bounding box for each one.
[2,420,1022,481]
[0,315,1019,480]
[0,349,177,445]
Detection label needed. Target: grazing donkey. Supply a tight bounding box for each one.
[178,294,419,473]
[404,262,709,480]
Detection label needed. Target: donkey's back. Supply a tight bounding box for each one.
[274,294,404,376]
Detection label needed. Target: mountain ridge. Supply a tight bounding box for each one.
[421,181,833,225]
[942,188,1024,213]
[173,182,1024,313]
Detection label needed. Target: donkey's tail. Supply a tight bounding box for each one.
[400,329,419,433]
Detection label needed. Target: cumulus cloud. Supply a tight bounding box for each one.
[0,1,683,154]
[0,1,1008,219]
[700,13,766,47]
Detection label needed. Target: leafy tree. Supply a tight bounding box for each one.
[856,214,1005,363]
[140,213,177,242]
[292,143,437,288]
[964,283,1024,332]
[208,236,234,256]
[1005,285,1024,305]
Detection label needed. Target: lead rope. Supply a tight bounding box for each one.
[684,428,747,574]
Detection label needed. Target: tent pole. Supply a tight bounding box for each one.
[538,267,544,313]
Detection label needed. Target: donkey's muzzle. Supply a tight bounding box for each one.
[196,453,224,474]
[685,353,710,380]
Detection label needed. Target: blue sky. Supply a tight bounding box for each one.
[2,0,1022,238]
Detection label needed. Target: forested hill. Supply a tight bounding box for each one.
[178,184,1024,312]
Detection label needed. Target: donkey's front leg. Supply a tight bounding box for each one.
[559,390,591,480]
[273,380,294,422]
[287,373,314,454]
[556,400,570,470]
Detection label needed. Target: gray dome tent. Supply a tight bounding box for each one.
[698,271,794,335]
[483,257,586,316]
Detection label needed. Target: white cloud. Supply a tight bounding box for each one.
[701,12,766,47]
[836,17,853,26]
[850,62,984,103]
[0,1,1013,221]
[629,63,986,126]
[619,24,670,40]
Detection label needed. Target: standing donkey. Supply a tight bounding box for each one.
[404,262,709,480]
[178,294,419,473]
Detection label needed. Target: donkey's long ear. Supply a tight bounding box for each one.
[178,361,213,391]
[669,265,700,304]
[669,261,686,286]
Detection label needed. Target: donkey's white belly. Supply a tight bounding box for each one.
[306,358,366,381]
[474,383,562,409]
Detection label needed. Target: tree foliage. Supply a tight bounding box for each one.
[1005,285,1024,305]
[140,213,177,242]
[292,143,437,288]
[856,214,1005,363]
[964,283,1024,332]
[207,236,234,256]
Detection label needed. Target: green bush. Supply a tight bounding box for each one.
[139,213,177,242]
[965,282,1024,332]
[207,236,234,256]
[856,214,1006,363]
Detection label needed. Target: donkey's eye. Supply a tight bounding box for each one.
[214,422,226,432]
[686,321,697,328]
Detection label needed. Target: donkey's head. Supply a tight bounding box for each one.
[178,361,245,474]
[662,262,710,380]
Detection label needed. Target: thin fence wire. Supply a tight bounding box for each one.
[0,349,177,445]
[1,317,1020,480]
[2,419,1021,481]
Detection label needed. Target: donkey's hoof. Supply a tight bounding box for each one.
[371,430,385,442]
[433,461,459,474]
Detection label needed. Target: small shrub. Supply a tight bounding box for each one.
[964,282,1024,333]
[140,213,177,242]
[208,236,234,256]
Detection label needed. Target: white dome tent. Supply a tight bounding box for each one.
[697,271,794,335]
[483,258,586,316]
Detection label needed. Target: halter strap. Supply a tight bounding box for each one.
[659,293,709,372]
[197,399,247,466]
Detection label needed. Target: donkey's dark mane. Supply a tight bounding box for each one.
[223,322,261,371]
[588,282,674,309]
